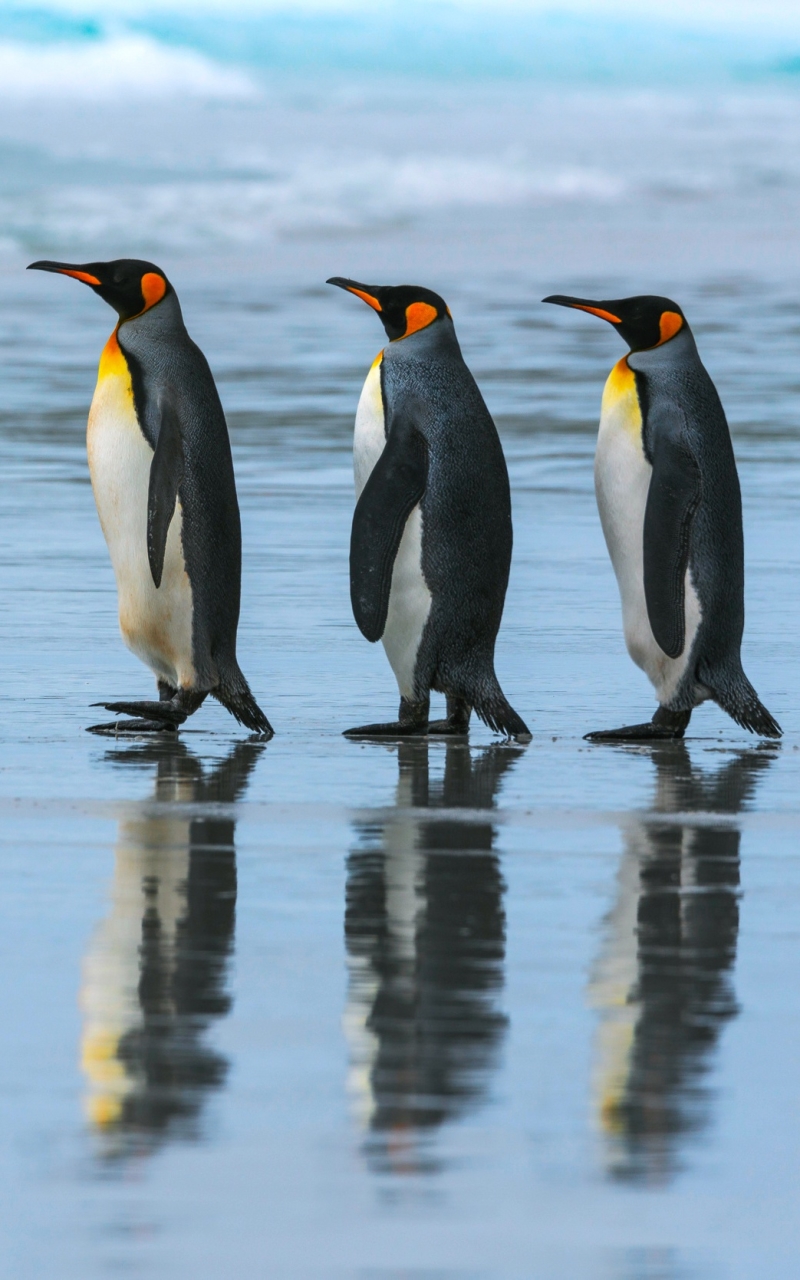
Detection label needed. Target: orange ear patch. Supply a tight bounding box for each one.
[403,301,438,337]
[59,269,101,286]
[348,287,382,312]
[140,272,167,311]
[658,311,683,344]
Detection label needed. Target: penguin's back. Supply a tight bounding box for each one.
[382,339,513,620]
[629,331,745,656]
[351,324,513,698]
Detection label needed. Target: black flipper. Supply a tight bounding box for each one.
[350,405,428,642]
[147,396,184,589]
[643,407,702,660]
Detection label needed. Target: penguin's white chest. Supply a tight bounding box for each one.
[354,354,432,700]
[595,358,701,704]
[87,333,195,689]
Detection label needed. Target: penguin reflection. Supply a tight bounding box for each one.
[344,741,520,1173]
[590,742,776,1182]
[80,740,263,1154]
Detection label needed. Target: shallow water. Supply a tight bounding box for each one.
[2,77,800,1279]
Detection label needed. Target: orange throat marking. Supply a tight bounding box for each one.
[97,327,129,383]
[601,355,643,439]
[605,354,634,395]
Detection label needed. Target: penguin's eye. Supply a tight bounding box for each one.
[113,272,125,285]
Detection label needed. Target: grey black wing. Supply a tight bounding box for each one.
[350,405,428,642]
[147,397,185,589]
[643,405,702,659]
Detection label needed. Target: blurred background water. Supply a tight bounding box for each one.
[2,3,800,1278]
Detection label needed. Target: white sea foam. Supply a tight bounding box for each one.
[0,157,626,255]
[0,35,257,100]
[1,79,797,262]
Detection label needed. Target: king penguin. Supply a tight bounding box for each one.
[328,277,529,740]
[28,258,272,737]
[543,292,780,741]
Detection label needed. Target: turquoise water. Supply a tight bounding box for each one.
[1,13,800,1278]
[1,5,800,83]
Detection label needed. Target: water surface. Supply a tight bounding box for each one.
[1,70,799,1280]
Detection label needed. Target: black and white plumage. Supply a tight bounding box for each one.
[28,258,271,736]
[544,292,780,741]
[329,278,528,739]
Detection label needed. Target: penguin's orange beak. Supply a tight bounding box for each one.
[326,277,382,312]
[542,295,622,324]
[27,261,102,287]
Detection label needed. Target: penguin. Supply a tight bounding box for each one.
[543,293,780,741]
[328,278,529,740]
[28,259,272,737]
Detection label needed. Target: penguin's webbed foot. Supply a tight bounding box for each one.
[87,689,208,736]
[427,695,471,737]
[87,717,179,737]
[584,723,680,742]
[344,696,429,739]
[585,706,691,743]
[93,699,189,725]
[343,720,429,739]
[426,720,468,736]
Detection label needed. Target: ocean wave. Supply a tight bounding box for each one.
[0,7,798,91]
[0,159,626,255]
[0,34,257,100]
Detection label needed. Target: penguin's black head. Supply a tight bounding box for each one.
[27,258,171,322]
[542,294,687,352]
[326,277,450,341]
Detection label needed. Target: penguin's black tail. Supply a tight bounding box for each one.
[704,664,782,739]
[472,679,531,741]
[214,667,274,737]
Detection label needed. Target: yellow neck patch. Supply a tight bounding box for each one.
[601,356,642,440]
[96,327,134,412]
[98,327,129,382]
